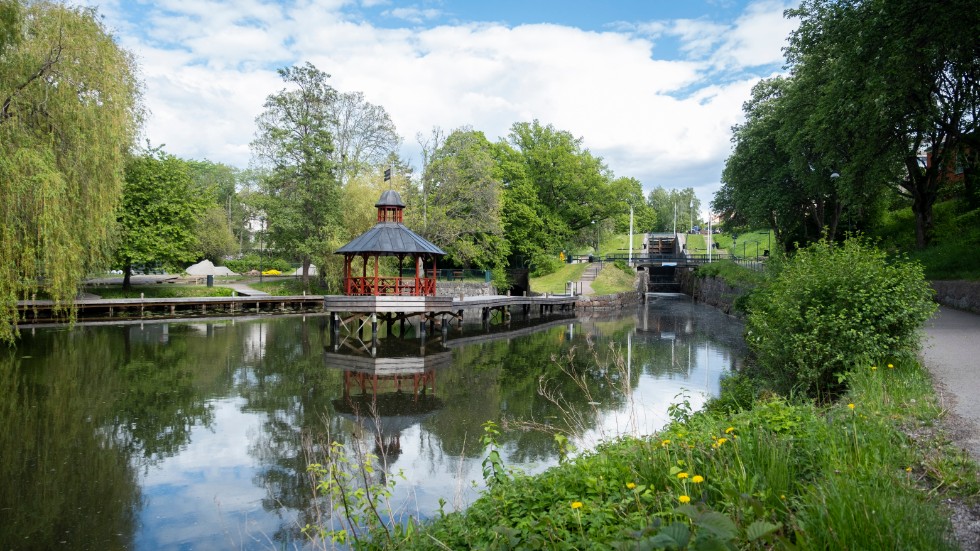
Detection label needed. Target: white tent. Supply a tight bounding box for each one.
[185,259,238,276]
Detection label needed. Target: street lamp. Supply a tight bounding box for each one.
[258,217,265,283]
[592,220,599,261]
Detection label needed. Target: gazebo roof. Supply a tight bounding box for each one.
[335,222,446,256]
[375,189,405,208]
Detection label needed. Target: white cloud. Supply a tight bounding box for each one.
[87,0,797,208]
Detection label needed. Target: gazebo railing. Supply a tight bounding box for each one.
[344,276,437,296]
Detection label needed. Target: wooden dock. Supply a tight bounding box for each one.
[323,293,578,340]
[16,293,578,329]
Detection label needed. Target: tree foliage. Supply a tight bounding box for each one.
[0,1,142,341]
[114,151,206,287]
[251,62,342,288]
[329,91,400,186]
[746,237,936,399]
[718,0,980,249]
[419,128,509,269]
[497,120,616,272]
[647,186,700,233]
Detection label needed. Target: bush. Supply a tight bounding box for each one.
[745,236,935,399]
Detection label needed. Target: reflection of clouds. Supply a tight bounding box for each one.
[138,398,296,550]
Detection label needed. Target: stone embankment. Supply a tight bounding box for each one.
[575,291,643,310]
[931,280,980,314]
[676,268,748,315]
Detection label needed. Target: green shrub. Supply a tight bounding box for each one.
[745,236,936,399]
[530,252,563,277]
[612,259,634,275]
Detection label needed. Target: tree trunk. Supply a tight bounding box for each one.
[123,263,132,290]
[301,258,311,290]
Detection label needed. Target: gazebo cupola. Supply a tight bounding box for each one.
[335,190,446,296]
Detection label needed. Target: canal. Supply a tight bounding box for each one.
[0,295,745,550]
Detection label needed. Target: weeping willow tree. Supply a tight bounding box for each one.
[0,1,143,342]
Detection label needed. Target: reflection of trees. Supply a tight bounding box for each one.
[106,325,217,464]
[236,318,346,546]
[0,331,139,550]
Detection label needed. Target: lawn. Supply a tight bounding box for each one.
[529,263,590,294]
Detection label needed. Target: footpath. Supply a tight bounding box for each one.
[922,306,980,462]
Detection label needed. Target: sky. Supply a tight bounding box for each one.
[83,0,800,213]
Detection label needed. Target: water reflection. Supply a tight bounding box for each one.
[0,297,744,550]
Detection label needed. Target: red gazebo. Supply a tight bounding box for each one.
[335,190,446,296]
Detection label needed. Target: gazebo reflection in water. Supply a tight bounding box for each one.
[324,342,451,464]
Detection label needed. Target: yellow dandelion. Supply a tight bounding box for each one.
[678,495,691,504]
[661,439,671,447]
[626,482,636,490]
[677,472,689,479]
[906,467,912,473]
[848,403,855,410]
[725,427,735,434]
[888,363,894,369]
[871,365,878,371]
[716,437,728,446]
[571,501,583,509]
[691,475,704,484]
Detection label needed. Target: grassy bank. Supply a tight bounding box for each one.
[375,356,974,550]
[301,237,979,550]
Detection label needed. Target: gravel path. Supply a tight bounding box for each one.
[922,306,980,463]
[920,305,980,549]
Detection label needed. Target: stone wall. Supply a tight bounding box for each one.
[575,291,643,310]
[676,267,749,315]
[931,280,980,314]
[436,281,496,297]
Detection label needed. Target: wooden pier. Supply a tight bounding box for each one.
[16,293,578,329]
[17,294,327,322]
[323,293,578,340]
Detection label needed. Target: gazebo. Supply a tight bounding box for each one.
[335,190,446,296]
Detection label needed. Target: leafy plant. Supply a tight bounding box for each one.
[745,236,935,399]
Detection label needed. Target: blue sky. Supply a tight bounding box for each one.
[85,0,799,212]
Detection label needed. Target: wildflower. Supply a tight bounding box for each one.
[626,482,636,490]
[677,472,689,479]
[571,501,583,509]
[691,475,704,484]
[725,426,735,434]
[906,467,912,473]
[780,495,786,500]
[848,403,855,410]
[678,495,691,504]
[661,439,671,447]
[716,437,728,446]
[888,363,895,369]
[871,365,878,371]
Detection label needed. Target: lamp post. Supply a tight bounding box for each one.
[258,217,265,283]
[689,199,693,232]
[628,203,634,265]
[592,220,599,262]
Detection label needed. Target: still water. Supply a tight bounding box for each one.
[0,296,744,550]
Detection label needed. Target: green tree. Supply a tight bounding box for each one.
[420,128,509,269]
[610,177,655,236]
[785,0,980,248]
[0,1,142,341]
[185,159,248,256]
[497,120,615,272]
[648,186,700,234]
[251,62,341,288]
[329,91,400,186]
[114,151,206,288]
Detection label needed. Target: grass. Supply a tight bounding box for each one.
[695,260,766,288]
[329,353,973,550]
[250,276,331,296]
[529,263,590,294]
[591,264,637,295]
[873,200,980,280]
[86,284,233,299]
